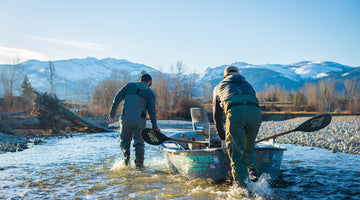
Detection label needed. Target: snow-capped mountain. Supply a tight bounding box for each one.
[0,57,160,99]
[25,57,158,86]
[0,57,359,99]
[198,61,359,92]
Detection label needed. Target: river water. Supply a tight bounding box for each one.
[1,123,360,200]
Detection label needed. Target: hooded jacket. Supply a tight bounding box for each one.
[212,74,258,139]
[109,82,158,129]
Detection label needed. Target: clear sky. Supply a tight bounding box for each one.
[1,0,359,73]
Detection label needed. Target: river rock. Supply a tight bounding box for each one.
[257,116,360,155]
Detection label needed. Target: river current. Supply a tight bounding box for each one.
[1,122,360,200]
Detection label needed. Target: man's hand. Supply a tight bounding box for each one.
[108,116,115,123]
[155,128,160,132]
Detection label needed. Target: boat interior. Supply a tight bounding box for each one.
[162,107,286,151]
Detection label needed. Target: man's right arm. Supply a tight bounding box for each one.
[212,88,225,140]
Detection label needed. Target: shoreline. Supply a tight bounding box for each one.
[1,115,359,155]
[258,116,360,154]
[0,132,29,153]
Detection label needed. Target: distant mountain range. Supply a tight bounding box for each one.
[198,61,360,92]
[0,57,158,100]
[0,57,359,100]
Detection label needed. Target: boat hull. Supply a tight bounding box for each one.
[161,135,286,181]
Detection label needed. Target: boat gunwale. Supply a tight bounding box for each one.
[161,145,287,154]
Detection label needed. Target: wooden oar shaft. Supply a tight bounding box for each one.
[170,138,209,146]
[256,129,294,143]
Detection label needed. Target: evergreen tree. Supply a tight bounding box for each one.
[21,75,35,104]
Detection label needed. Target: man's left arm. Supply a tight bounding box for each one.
[108,85,127,122]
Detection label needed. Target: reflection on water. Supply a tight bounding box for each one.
[1,127,360,200]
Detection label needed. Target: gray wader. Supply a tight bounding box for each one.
[119,84,147,168]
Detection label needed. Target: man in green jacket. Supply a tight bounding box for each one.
[109,73,160,168]
[213,66,261,187]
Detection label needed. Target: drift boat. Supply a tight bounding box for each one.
[160,131,286,181]
[142,108,331,181]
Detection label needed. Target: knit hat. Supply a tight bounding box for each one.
[140,73,152,82]
[224,66,239,77]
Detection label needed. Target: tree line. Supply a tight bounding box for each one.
[1,60,359,117]
[0,60,55,113]
[91,61,202,119]
[257,79,360,114]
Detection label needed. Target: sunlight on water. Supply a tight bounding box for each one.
[246,174,273,198]
[108,155,266,199]
[111,157,128,170]
[1,128,360,199]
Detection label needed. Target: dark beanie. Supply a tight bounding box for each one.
[140,73,152,82]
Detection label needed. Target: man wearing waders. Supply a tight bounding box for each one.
[109,73,160,168]
[213,66,261,187]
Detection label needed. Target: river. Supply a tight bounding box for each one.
[1,123,360,200]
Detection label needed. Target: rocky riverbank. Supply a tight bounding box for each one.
[0,132,29,153]
[1,115,359,155]
[257,115,360,154]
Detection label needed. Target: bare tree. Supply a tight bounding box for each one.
[302,81,339,112]
[344,79,359,101]
[91,70,131,115]
[169,61,187,108]
[45,61,56,95]
[0,57,25,111]
[77,79,93,103]
[294,92,307,106]
[152,72,172,118]
[344,79,360,113]
[3,57,25,97]
[0,66,10,97]
[183,74,195,101]
[304,83,317,106]
[202,81,213,103]
[277,85,288,103]
[264,84,277,101]
[335,90,346,112]
[317,80,336,112]
[110,68,131,83]
[92,79,121,115]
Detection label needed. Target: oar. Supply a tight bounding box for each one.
[141,128,209,146]
[256,114,332,143]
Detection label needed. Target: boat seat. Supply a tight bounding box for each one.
[163,142,185,150]
[190,107,216,138]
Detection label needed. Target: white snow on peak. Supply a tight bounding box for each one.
[17,57,158,93]
[295,66,311,75]
[292,61,347,79]
[316,73,328,78]
[199,60,356,82]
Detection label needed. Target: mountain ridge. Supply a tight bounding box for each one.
[197,60,358,92]
[0,57,359,99]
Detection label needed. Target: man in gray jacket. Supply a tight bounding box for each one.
[213,66,261,187]
[109,73,160,168]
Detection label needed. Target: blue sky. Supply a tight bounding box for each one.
[1,0,359,73]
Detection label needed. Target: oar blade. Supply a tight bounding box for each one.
[141,128,169,145]
[294,114,332,132]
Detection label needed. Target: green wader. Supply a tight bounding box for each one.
[224,103,261,187]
